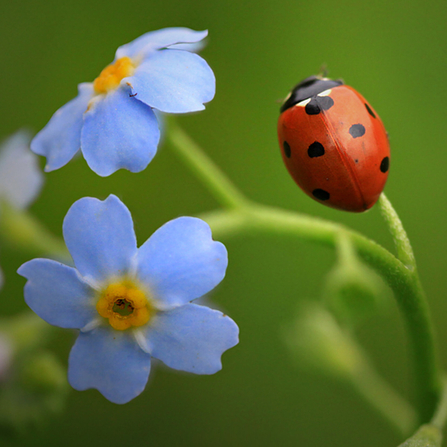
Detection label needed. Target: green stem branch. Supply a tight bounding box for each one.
[201,205,440,422]
[379,193,416,271]
[351,355,418,437]
[169,122,441,424]
[0,201,69,260]
[166,119,249,210]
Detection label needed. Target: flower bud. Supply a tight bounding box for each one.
[324,234,387,324]
[284,303,366,379]
[21,352,67,393]
[0,313,68,431]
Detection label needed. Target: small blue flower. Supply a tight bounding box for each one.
[0,130,44,291]
[18,195,238,404]
[31,28,215,177]
[0,130,44,210]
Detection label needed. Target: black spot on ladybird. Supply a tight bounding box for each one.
[380,156,389,173]
[283,141,291,158]
[305,100,321,115]
[318,96,334,110]
[365,103,376,118]
[305,96,334,115]
[349,124,365,138]
[312,189,330,201]
[308,142,325,158]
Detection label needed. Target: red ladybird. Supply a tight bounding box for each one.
[277,76,390,212]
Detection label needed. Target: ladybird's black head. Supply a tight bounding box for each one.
[280,76,344,113]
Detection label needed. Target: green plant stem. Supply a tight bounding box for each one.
[201,205,440,423]
[379,193,416,270]
[335,232,356,265]
[166,119,249,210]
[288,303,416,436]
[168,123,441,424]
[350,356,418,437]
[378,193,440,422]
[0,200,69,260]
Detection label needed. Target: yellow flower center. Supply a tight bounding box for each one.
[96,281,152,331]
[93,57,135,94]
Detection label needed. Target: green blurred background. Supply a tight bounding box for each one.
[1,0,447,445]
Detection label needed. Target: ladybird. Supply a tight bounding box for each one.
[277,75,390,212]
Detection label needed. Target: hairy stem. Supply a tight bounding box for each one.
[202,205,440,422]
[167,119,249,210]
[169,123,441,424]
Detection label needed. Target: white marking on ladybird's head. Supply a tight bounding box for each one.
[296,98,311,107]
[283,92,292,102]
[318,89,332,97]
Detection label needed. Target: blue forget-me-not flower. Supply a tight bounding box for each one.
[31,28,215,177]
[0,130,44,290]
[0,130,43,211]
[18,195,238,404]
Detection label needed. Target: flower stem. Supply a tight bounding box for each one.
[350,354,418,437]
[169,123,441,424]
[166,118,249,210]
[378,193,440,422]
[202,205,441,423]
[0,200,69,260]
[379,193,416,270]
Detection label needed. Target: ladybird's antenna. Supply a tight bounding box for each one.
[318,64,328,78]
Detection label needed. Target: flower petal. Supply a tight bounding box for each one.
[170,41,206,53]
[18,259,95,329]
[136,217,227,309]
[140,303,238,374]
[68,327,151,404]
[116,28,208,60]
[81,87,160,176]
[63,195,137,283]
[31,83,93,171]
[127,50,215,113]
[0,130,44,209]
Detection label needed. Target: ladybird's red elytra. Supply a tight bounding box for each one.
[277,76,390,212]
